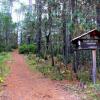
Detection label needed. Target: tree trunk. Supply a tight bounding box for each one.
[62,0,67,65]
[70,0,78,72]
[36,0,42,56]
[96,0,100,30]
[71,0,77,23]
[48,1,54,66]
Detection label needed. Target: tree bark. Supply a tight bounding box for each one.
[62,0,67,65]
[96,0,100,30]
[36,0,42,56]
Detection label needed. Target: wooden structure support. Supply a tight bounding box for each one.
[92,49,96,84]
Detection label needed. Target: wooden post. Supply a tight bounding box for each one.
[73,51,78,73]
[92,49,96,84]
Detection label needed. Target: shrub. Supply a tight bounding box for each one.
[37,65,52,76]
[36,64,64,80]
[0,45,5,52]
[93,84,100,91]
[77,71,90,82]
[19,44,36,54]
[0,44,17,52]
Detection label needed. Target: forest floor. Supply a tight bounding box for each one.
[0,50,88,100]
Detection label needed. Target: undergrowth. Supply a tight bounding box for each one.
[26,54,100,100]
[26,54,64,80]
[0,52,11,83]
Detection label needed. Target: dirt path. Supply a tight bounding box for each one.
[1,51,81,100]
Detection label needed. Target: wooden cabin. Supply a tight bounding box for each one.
[71,29,100,50]
[71,29,100,84]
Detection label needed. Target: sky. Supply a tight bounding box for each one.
[12,0,35,22]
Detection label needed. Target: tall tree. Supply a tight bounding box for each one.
[48,0,55,66]
[36,0,42,55]
[96,0,100,30]
[61,0,68,65]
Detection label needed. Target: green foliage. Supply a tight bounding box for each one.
[36,64,64,80]
[90,84,100,92]
[26,54,64,80]
[63,70,73,80]
[0,45,5,53]
[26,54,37,71]
[78,71,90,83]
[0,11,17,52]
[51,68,64,80]
[0,44,17,52]
[86,84,100,100]
[37,65,52,75]
[0,52,10,63]
[0,52,11,82]
[19,44,36,54]
[56,54,63,61]
[0,77,4,83]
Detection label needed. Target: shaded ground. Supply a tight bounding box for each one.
[1,51,81,100]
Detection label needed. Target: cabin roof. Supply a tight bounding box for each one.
[71,29,100,43]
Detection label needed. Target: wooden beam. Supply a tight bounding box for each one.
[71,29,96,42]
[92,49,96,84]
[78,39,100,40]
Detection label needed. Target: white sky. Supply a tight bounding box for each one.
[12,0,35,22]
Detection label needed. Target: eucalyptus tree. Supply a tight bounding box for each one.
[14,2,28,45]
[15,1,37,45]
[0,0,17,51]
[96,0,100,30]
[35,0,42,56]
[41,0,60,65]
[21,11,37,44]
[20,0,98,70]
[61,0,68,65]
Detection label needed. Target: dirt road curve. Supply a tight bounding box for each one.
[1,51,81,100]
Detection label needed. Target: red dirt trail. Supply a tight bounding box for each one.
[1,51,81,100]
